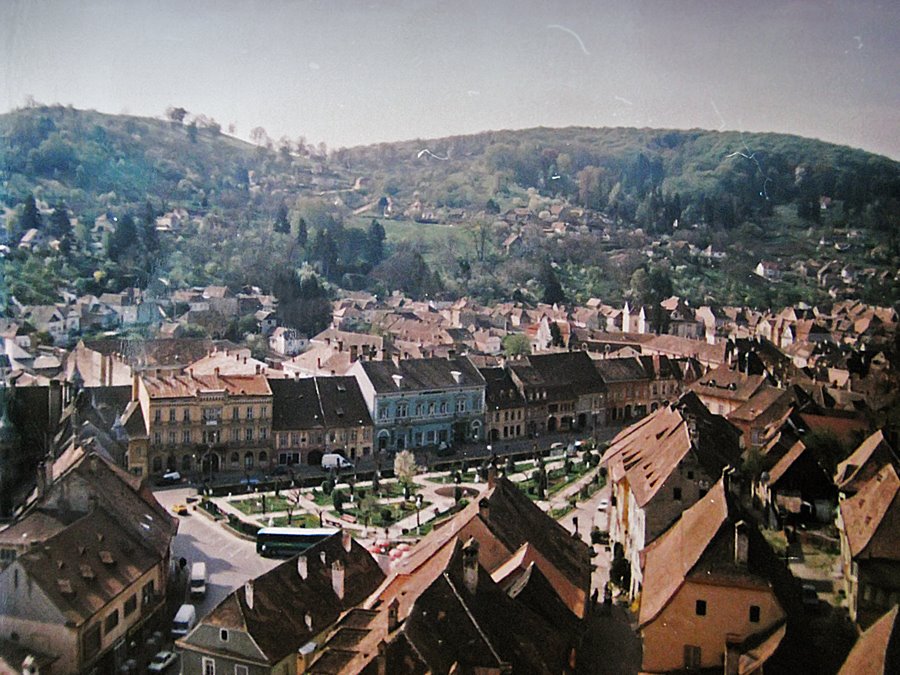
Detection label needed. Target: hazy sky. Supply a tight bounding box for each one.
[2,0,898,158]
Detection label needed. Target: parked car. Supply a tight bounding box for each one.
[321,453,354,470]
[596,498,610,512]
[240,476,261,486]
[147,650,178,672]
[158,471,181,485]
[172,504,189,516]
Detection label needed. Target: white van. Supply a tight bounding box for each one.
[321,453,353,470]
[189,562,207,599]
[171,604,197,639]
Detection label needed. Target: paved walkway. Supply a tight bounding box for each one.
[209,454,604,545]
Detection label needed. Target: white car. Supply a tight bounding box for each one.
[596,498,610,512]
[147,650,177,672]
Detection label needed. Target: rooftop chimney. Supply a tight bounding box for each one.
[387,597,400,632]
[332,560,345,601]
[214,367,220,377]
[487,465,498,489]
[478,496,490,521]
[304,611,313,632]
[297,554,308,580]
[734,520,749,566]
[255,364,261,374]
[244,580,254,610]
[341,528,352,553]
[462,538,480,595]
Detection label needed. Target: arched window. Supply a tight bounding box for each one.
[152,456,163,473]
[230,452,240,466]
[182,455,192,471]
[258,451,268,465]
[166,455,176,471]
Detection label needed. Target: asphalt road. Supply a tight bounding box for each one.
[153,487,279,620]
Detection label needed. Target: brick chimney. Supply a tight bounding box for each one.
[478,497,490,521]
[387,597,400,632]
[332,560,345,601]
[297,554,308,580]
[462,538,480,594]
[487,465,497,488]
[341,528,352,553]
[244,580,254,609]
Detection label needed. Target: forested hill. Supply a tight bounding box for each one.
[0,106,266,213]
[2,105,899,313]
[336,126,900,232]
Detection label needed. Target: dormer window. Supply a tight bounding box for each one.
[220,629,229,641]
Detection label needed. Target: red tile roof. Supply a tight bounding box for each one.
[839,464,900,561]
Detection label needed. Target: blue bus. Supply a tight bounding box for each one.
[255,527,339,557]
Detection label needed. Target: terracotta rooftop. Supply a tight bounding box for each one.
[835,430,899,494]
[839,464,900,561]
[141,371,271,398]
[602,392,742,508]
[838,605,900,675]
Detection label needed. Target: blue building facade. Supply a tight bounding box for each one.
[350,357,486,453]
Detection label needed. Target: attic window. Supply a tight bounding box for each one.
[335,407,344,417]
[80,564,95,580]
[220,629,229,642]
[57,579,74,595]
[99,550,115,565]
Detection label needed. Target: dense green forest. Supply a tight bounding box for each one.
[2,105,899,328]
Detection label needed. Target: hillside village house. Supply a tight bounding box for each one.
[602,392,743,597]
[349,356,485,452]
[121,369,273,478]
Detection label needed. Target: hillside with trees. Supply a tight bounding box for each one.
[2,105,898,327]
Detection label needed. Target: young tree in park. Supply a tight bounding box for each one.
[394,450,418,487]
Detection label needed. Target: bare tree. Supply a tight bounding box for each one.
[284,488,303,525]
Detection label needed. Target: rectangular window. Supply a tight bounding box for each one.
[104,609,119,634]
[153,432,161,446]
[142,580,155,605]
[683,645,701,669]
[673,487,682,501]
[292,432,300,447]
[246,406,253,420]
[183,430,191,444]
[154,409,162,423]
[124,594,137,617]
[457,399,466,413]
[749,605,760,623]
[202,657,216,675]
[260,427,267,441]
[246,428,254,442]
[83,624,101,659]
[169,409,176,423]
[397,402,408,417]
[231,428,240,442]
[168,431,176,445]
[260,406,267,419]
[234,666,248,675]
[695,599,707,616]
[232,408,239,421]
[184,409,191,423]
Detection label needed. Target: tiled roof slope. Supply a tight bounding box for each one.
[838,605,900,675]
[181,532,384,665]
[840,464,900,560]
[603,392,742,507]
